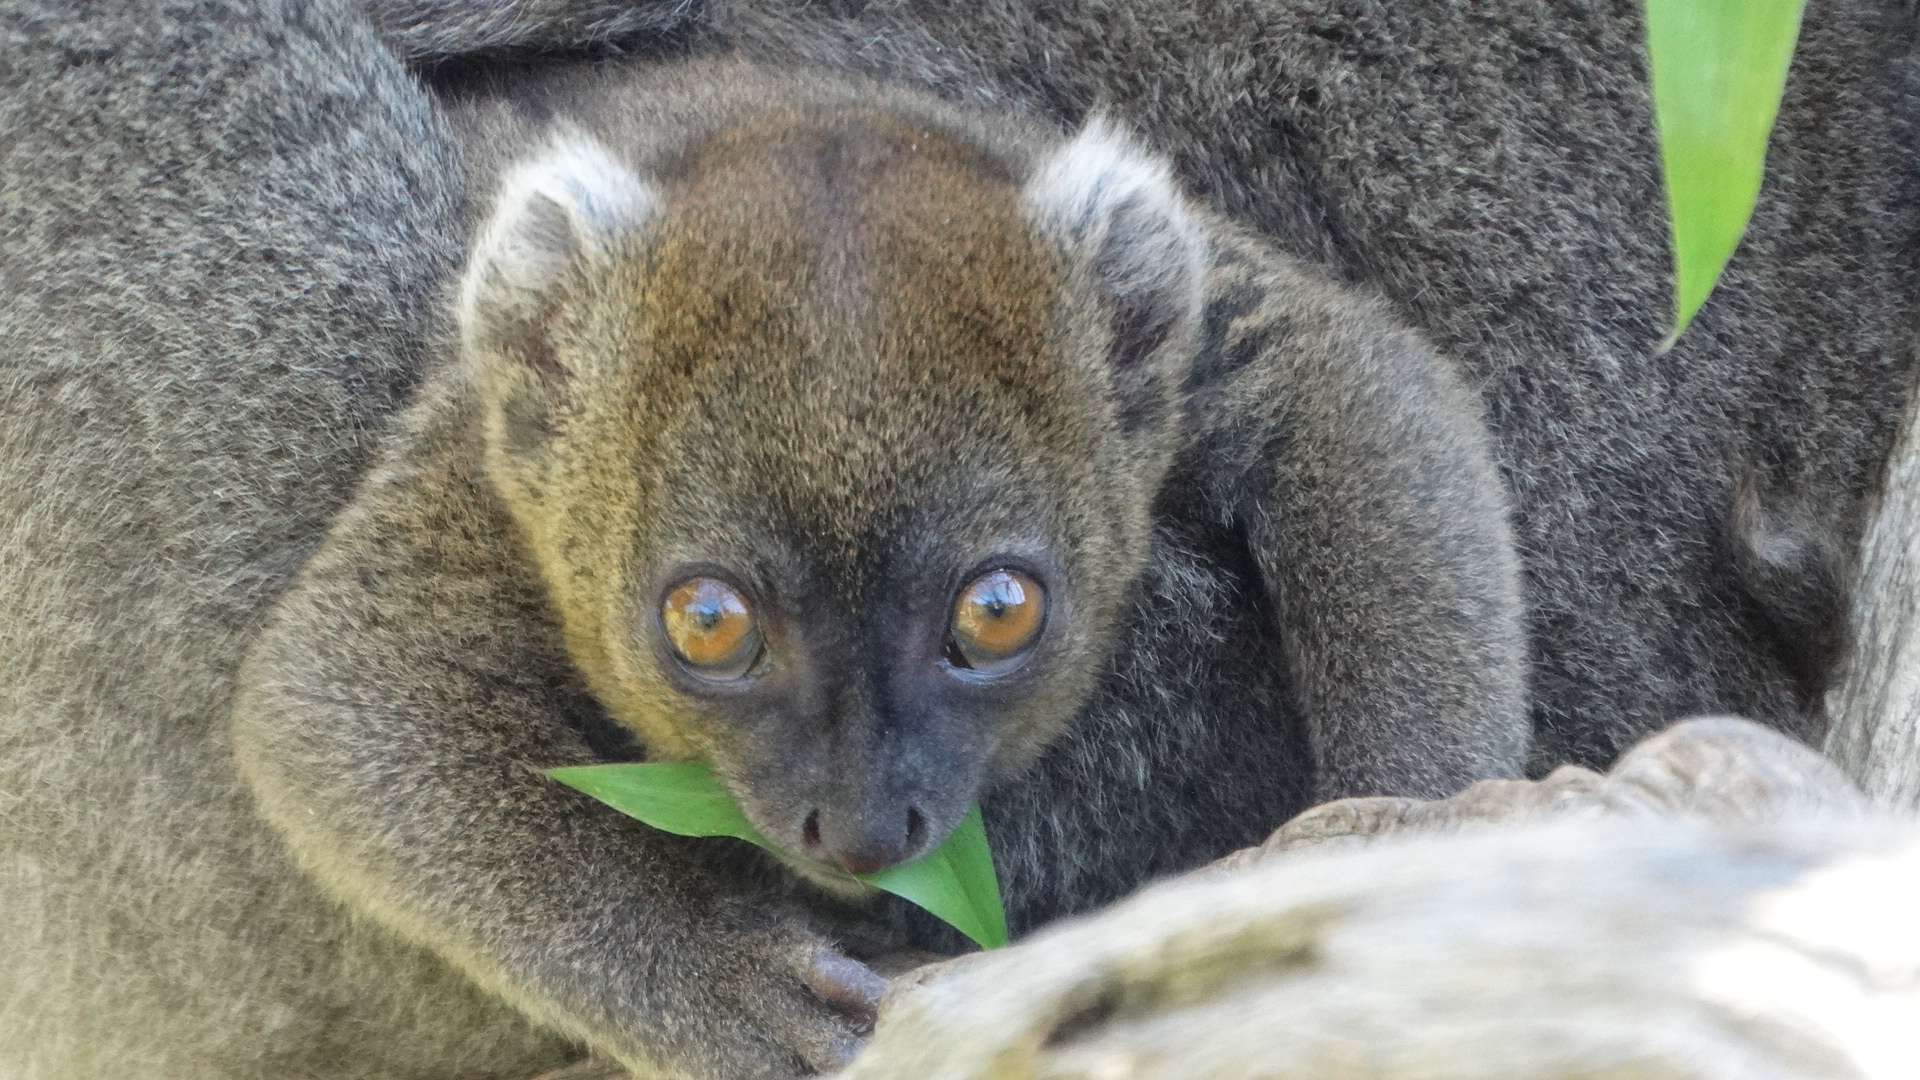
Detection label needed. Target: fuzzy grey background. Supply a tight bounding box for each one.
[0,2,579,1077]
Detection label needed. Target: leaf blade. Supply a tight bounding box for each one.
[1645,0,1806,340]
[548,761,773,850]
[547,762,1008,948]
[861,805,1008,950]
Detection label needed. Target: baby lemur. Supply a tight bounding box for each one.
[229,60,1522,1077]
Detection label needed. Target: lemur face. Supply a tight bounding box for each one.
[462,106,1202,878]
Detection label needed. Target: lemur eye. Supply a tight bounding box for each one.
[949,569,1046,670]
[662,577,760,678]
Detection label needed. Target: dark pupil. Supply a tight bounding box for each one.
[692,600,724,630]
[979,578,1022,618]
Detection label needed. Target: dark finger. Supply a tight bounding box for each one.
[802,951,887,1025]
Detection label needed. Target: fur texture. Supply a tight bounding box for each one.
[0,11,1522,1070]
[217,59,1524,1078]
[695,0,1920,772]
[365,0,696,58]
[378,0,1920,773]
[0,2,578,1078]
[10,0,1910,1072]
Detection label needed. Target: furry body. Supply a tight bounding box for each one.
[0,2,576,1077]
[715,0,1920,770]
[232,61,1522,1076]
[1,7,1522,1073]
[383,0,1920,770]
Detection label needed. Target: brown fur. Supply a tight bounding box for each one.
[1,14,1522,1073]
[492,109,1104,766]
[383,0,1920,771]
[225,59,1523,1078]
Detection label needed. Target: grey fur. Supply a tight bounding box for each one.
[700,0,1920,770]
[364,0,696,58]
[7,0,1910,1071]
[374,0,1920,771]
[225,59,1523,1077]
[0,1,577,1078]
[0,8,1526,1071]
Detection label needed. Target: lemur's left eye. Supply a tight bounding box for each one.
[948,569,1046,670]
[662,577,760,679]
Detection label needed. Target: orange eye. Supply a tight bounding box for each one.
[662,577,760,678]
[950,569,1046,669]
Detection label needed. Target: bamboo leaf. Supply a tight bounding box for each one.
[549,762,1009,949]
[863,805,1009,950]
[548,761,768,845]
[1645,0,1806,342]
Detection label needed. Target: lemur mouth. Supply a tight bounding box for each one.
[771,846,878,898]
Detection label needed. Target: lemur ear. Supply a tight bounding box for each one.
[1022,117,1207,378]
[458,132,660,380]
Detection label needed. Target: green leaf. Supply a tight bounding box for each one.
[548,762,1009,949]
[548,761,769,845]
[1644,0,1806,343]
[864,804,1008,950]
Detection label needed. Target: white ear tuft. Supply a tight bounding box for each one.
[458,132,660,373]
[1022,116,1207,367]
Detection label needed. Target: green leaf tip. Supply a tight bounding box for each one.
[1644,0,1806,341]
[860,804,1009,950]
[548,762,1009,949]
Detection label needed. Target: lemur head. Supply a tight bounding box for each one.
[460,96,1205,882]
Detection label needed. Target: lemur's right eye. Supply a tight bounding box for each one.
[662,577,760,679]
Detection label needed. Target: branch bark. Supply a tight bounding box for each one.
[1825,389,1920,810]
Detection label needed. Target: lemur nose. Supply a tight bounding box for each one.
[806,806,929,875]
